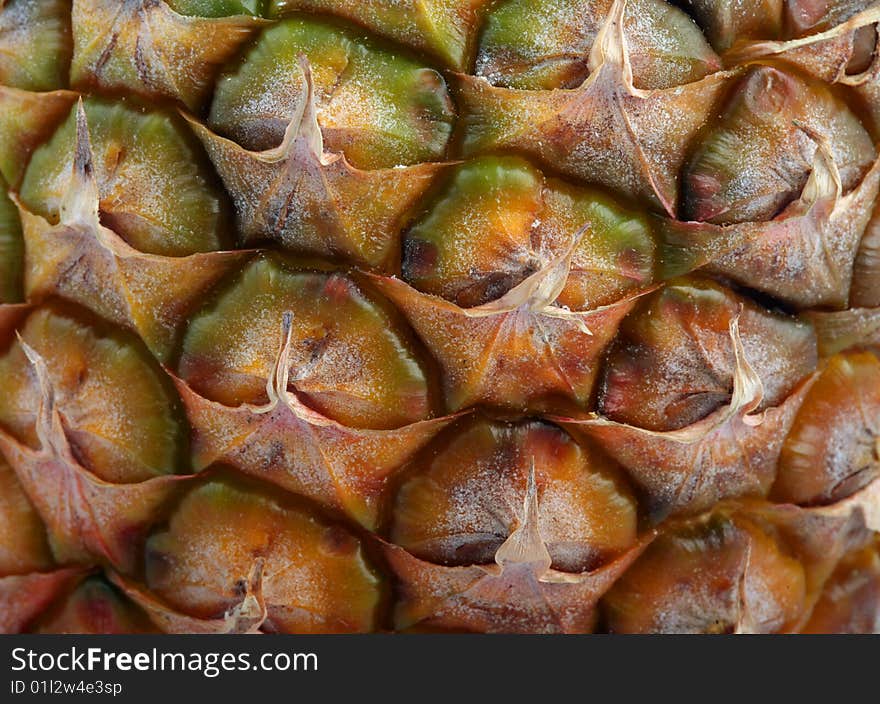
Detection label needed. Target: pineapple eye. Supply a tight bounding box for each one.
[682,66,876,225]
[208,16,455,169]
[0,307,185,484]
[772,352,880,506]
[391,418,638,572]
[19,98,232,256]
[144,479,382,634]
[476,0,719,90]
[599,278,818,432]
[602,512,807,634]
[459,0,735,217]
[177,256,433,429]
[403,155,656,309]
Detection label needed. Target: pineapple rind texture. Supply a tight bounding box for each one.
[20,98,232,256]
[0,0,879,633]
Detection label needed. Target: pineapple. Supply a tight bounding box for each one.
[0,0,878,634]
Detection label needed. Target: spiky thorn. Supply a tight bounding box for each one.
[466,230,597,335]
[59,98,100,227]
[494,460,552,575]
[222,559,268,634]
[257,311,295,414]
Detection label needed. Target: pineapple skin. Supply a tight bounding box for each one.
[0,0,878,634]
